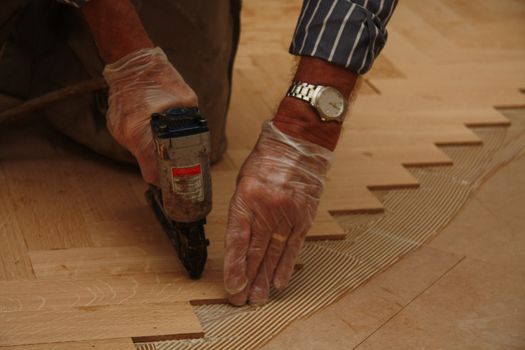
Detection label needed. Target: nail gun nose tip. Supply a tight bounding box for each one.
[189,272,202,279]
[187,266,205,279]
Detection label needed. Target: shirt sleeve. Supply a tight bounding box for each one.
[290,0,398,74]
[56,0,91,8]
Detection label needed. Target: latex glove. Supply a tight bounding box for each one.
[103,47,198,185]
[224,121,333,305]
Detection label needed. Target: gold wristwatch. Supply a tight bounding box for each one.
[286,81,348,123]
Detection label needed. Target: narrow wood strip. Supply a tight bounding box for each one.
[28,244,223,280]
[340,144,453,167]
[0,166,35,281]
[0,338,135,350]
[307,210,345,240]
[0,274,225,312]
[0,302,203,347]
[2,160,93,251]
[322,185,385,213]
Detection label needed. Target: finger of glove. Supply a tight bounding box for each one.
[228,288,250,306]
[248,219,291,305]
[245,206,280,280]
[224,197,253,295]
[273,226,308,290]
[229,211,278,306]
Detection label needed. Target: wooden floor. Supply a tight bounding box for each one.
[262,146,525,350]
[1,0,524,348]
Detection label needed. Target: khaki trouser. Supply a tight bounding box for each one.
[0,0,241,164]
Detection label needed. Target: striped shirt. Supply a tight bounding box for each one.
[58,0,398,74]
[290,0,398,74]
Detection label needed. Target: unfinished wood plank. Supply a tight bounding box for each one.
[342,144,453,167]
[0,165,35,281]
[321,185,385,214]
[0,338,135,350]
[307,210,346,240]
[332,162,419,191]
[340,125,483,148]
[413,110,510,127]
[28,244,223,280]
[1,159,92,251]
[0,302,203,347]
[66,160,144,224]
[366,55,405,79]
[0,220,34,281]
[87,217,168,247]
[0,274,225,312]
[0,211,35,281]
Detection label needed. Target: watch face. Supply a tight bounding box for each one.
[316,87,346,119]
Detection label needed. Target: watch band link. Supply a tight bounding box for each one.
[286,81,317,105]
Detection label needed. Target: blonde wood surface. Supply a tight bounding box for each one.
[0,275,224,312]
[1,0,523,346]
[0,339,135,350]
[0,302,203,347]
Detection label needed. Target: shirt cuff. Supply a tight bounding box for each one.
[56,0,91,8]
[290,0,397,74]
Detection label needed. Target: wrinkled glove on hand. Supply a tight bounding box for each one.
[103,47,198,185]
[224,121,333,305]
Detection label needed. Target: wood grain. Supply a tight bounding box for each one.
[0,166,35,281]
[0,338,135,350]
[0,302,203,347]
[0,275,225,313]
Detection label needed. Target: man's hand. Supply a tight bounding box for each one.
[82,1,197,185]
[224,57,358,305]
[223,121,333,305]
[103,47,197,185]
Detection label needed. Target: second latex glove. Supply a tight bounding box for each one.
[224,121,333,305]
[103,47,198,185]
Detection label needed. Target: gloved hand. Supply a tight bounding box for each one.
[103,47,198,185]
[224,121,333,305]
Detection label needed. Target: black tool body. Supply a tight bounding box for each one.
[147,107,212,279]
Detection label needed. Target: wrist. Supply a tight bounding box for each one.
[273,57,359,151]
[82,0,154,63]
[274,97,341,151]
[294,57,358,98]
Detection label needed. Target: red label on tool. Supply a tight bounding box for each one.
[172,164,202,177]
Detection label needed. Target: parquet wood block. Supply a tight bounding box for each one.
[0,275,225,312]
[341,124,483,147]
[0,339,135,350]
[0,207,34,281]
[319,186,385,214]
[0,302,203,347]
[1,160,92,251]
[308,210,346,240]
[28,245,217,279]
[342,145,453,167]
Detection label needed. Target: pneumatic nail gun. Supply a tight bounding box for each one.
[146,107,212,279]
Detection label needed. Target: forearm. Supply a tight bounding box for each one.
[273,57,358,151]
[81,0,154,63]
[277,0,399,151]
